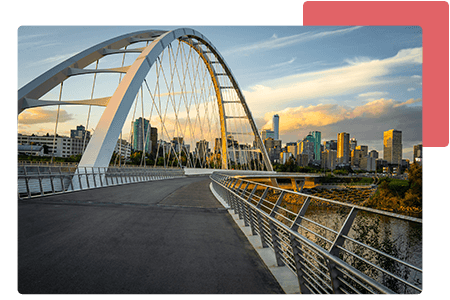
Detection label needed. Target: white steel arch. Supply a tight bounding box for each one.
[18,28,272,171]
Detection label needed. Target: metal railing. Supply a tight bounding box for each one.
[210,173,422,294]
[18,165,184,199]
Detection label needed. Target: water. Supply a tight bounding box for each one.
[285,203,422,293]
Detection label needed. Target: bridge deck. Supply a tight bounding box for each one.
[18,176,284,294]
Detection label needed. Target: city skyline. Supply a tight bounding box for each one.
[18,26,422,161]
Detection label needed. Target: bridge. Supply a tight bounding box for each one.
[18,28,422,294]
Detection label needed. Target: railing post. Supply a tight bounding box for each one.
[91,167,97,188]
[289,196,312,293]
[237,182,250,222]
[269,191,286,267]
[49,167,55,194]
[256,187,270,248]
[23,166,31,198]
[37,166,44,196]
[97,168,104,187]
[84,167,90,189]
[289,234,312,294]
[75,168,82,190]
[327,207,359,294]
[59,167,66,193]
[246,185,258,235]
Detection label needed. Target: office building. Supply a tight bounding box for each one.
[70,125,91,141]
[383,129,402,165]
[264,138,282,163]
[297,153,310,167]
[18,124,92,158]
[114,139,131,161]
[360,156,376,172]
[369,150,379,159]
[337,132,350,164]
[131,117,151,152]
[195,140,209,163]
[413,144,423,162]
[286,142,297,159]
[311,131,321,161]
[356,145,368,157]
[323,140,337,151]
[273,114,279,140]
[299,133,315,163]
[262,129,275,140]
[350,137,357,151]
[321,149,337,170]
[150,127,158,154]
[351,149,363,168]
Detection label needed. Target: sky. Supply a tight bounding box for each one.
[18,25,422,160]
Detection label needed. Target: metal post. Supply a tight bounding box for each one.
[37,167,44,196]
[268,191,286,266]
[59,167,66,193]
[84,167,90,189]
[237,182,249,221]
[91,167,97,188]
[246,185,258,235]
[49,167,55,194]
[289,233,312,294]
[256,187,270,248]
[24,166,31,198]
[327,207,359,293]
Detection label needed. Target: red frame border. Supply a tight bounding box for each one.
[304,1,449,147]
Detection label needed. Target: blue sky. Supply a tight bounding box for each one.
[18,25,422,160]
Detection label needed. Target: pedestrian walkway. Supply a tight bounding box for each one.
[18,176,284,294]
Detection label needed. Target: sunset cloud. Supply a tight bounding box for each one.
[18,107,74,125]
[262,98,422,134]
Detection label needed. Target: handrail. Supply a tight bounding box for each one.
[18,165,184,199]
[209,172,422,294]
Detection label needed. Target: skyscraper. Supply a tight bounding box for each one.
[131,117,151,152]
[356,145,368,157]
[311,131,321,161]
[369,150,379,159]
[383,129,402,165]
[150,127,158,154]
[337,132,350,164]
[323,140,337,151]
[350,137,357,151]
[273,114,279,140]
[300,133,315,163]
[413,144,422,164]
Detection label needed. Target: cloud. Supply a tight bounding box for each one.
[270,57,296,68]
[262,98,422,134]
[29,52,78,67]
[18,107,74,125]
[261,97,422,159]
[223,26,362,55]
[358,91,388,98]
[244,47,423,115]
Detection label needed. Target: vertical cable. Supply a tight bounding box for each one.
[50,82,63,164]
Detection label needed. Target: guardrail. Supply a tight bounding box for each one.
[210,173,422,294]
[18,165,184,199]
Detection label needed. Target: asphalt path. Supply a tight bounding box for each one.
[18,176,284,294]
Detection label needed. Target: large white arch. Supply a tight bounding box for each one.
[18,28,273,171]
